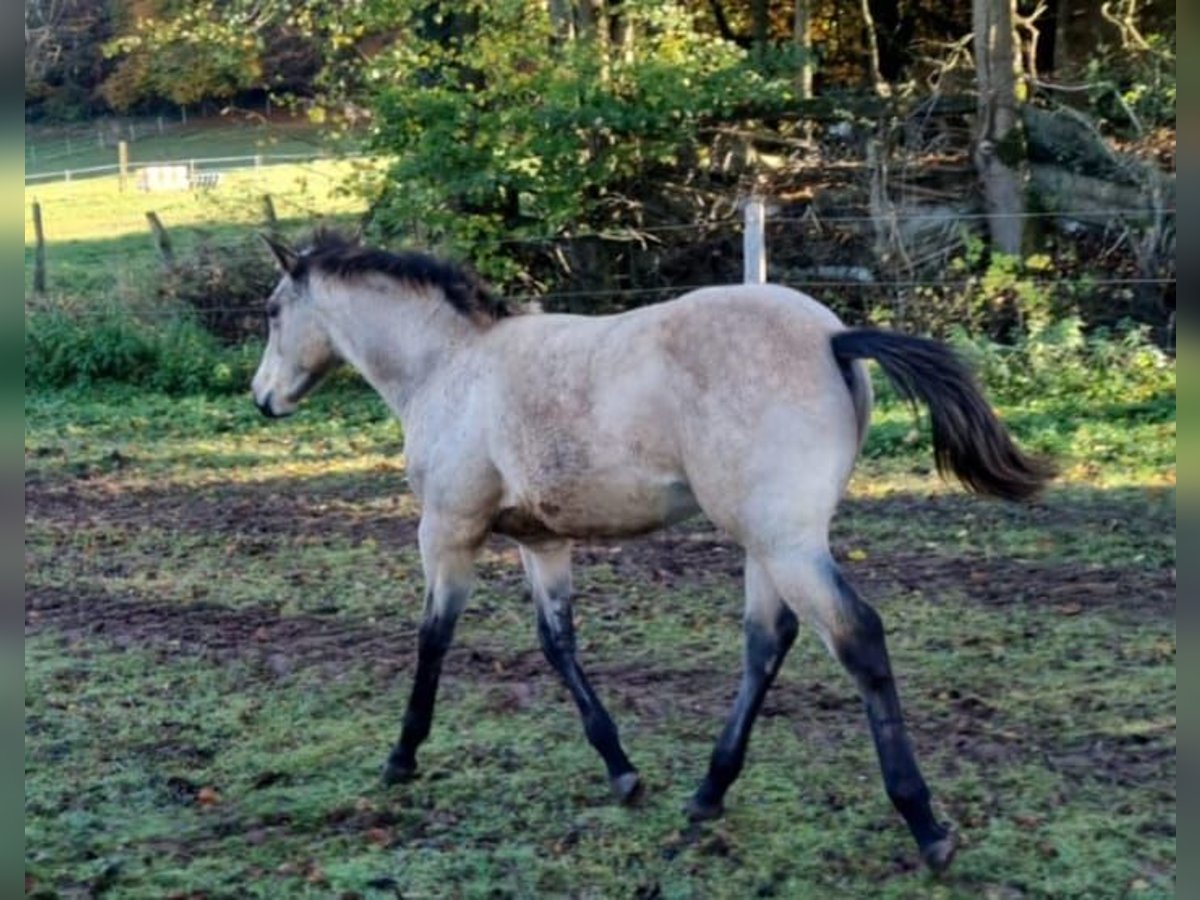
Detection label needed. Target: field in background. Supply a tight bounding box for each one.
[25,116,356,179]
[25,159,372,301]
[24,383,1175,898]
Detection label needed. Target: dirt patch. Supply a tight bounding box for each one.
[25,579,1172,794]
[25,468,1175,795]
[24,470,422,548]
[25,472,1175,620]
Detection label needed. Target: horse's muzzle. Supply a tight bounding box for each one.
[255,391,281,419]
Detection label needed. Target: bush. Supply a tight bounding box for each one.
[953,317,1175,411]
[159,238,279,344]
[26,301,259,395]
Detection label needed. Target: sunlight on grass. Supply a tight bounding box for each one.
[25,160,373,245]
[25,376,1175,896]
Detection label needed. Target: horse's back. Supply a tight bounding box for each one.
[480,284,870,545]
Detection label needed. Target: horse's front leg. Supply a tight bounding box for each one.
[383,517,479,784]
[521,542,642,803]
[687,555,799,820]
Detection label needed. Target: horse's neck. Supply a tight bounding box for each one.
[319,279,478,419]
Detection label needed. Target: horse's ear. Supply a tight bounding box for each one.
[260,233,299,275]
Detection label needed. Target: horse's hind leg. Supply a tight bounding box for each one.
[521,542,641,804]
[687,555,799,820]
[382,519,478,784]
[765,549,957,873]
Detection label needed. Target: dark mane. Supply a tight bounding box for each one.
[295,229,510,323]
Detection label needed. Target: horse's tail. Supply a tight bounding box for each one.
[831,328,1055,502]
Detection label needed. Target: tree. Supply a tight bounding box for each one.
[972,0,1026,255]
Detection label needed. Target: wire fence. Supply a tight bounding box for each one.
[25,153,1175,349]
[24,151,363,185]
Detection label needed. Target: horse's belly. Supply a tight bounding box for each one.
[493,475,700,542]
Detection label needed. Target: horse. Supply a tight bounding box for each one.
[251,230,1053,873]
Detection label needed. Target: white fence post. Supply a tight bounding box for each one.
[743,196,766,284]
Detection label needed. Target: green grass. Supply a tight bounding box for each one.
[25,382,1175,898]
[26,118,379,307]
[25,118,356,178]
[25,160,372,300]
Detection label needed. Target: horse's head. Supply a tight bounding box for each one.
[251,236,340,418]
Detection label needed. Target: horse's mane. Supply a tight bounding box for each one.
[296,229,511,324]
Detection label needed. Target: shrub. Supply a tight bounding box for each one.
[159,238,278,344]
[952,317,1175,411]
[25,301,259,395]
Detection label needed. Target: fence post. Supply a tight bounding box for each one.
[118,141,129,192]
[146,211,175,267]
[261,194,279,235]
[742,196,766,285]
[32,201,47,294]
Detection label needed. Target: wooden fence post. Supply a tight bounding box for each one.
[118,141,129,192]
[742,196,766,285]
[146,211,175,266]
[261,194,279,235]
[32,201,47,294]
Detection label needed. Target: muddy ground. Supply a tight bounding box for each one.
[25,467,1175,804]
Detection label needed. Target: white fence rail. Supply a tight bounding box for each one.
[24,152,358,186]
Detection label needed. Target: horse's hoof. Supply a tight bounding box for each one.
[921,833,958,874]
[684,795,724,822]
[381,759,417,786]
[611,772,644,805]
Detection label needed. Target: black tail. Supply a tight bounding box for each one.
[831,328,1055,502]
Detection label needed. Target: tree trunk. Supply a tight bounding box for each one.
[751,0,769,69]
[609,0,634,64]
[861,0,887,95]
[548,0,575,46]
[577,0,610,80]
[793,1,813,100]
[972,0,1026,255]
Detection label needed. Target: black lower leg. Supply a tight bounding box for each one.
[689,605,799,820]
[536,603,638,797]
[383,608,460,783]
[831,569,953,868]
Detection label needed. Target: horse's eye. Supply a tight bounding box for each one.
[266,303,281,320]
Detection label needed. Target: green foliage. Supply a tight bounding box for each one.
[364,0,799,285]
[954,317,1174,410]
[101,2,265,110]
[160,238,280,343]
[25,302,258,395]
[1083,30,1176,133]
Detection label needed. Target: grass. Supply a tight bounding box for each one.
[25,382,1176,898]
[25,161,372,301]
[25,117,356,178]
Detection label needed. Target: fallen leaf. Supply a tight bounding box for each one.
[365,827,391,847]
[196,786,220,806]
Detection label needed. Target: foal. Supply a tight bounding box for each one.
[251,231,1052,872]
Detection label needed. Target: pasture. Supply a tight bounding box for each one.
[25,161,370,300]
[25,374,1175,897]
[24,115,1176,897]
[25,118,352,180]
